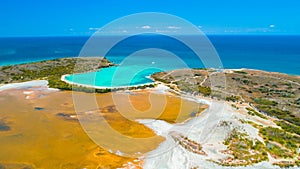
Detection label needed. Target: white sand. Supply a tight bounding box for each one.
[0,80,49,91]
[150,84,170,94]
[138,89,292,169]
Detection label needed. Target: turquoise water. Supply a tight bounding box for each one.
[1,35,300,88]
[65,66,162,88]
[65,34,203,88]
[65,51,190,88]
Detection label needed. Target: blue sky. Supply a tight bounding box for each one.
[0,0,300,36]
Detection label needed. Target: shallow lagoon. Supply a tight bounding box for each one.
[65,66,161,88]
[64,50,196,88]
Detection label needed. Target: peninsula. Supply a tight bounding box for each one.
[0,58,299,168]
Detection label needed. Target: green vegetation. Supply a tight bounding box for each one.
[260,127,299,157]
[231,104,239,110]
[295,98,300,105]
[273,161,300,168]
[226,95,241,102]
[151,72,173,84]
[246,107,267,119]
[150,68,300,167]
[231,77,241,81]
[265,142,293,158]
[198,86,211,96]
[173,80,198,93]
[234,70,248,74]
[262,87,296,98]
[245,121,263,129]
[257,86,269,93]
[221,122,299,167]
[218,120,232,127]
[275,120,300,135]
[193,68,208,70]
[0,58,128,93]
[256,105,300,126]
[260,126,300,167]
[253,98,278,106]
[222,127,268,166]
[48,76,72,90]
[70,84,156,93]
[20,62,100,91]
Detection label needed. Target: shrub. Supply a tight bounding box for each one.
[275,120,300,135]
[256,105,300,126]
[253,98,278,106]
[226,95,241,102]
[198,86,211,96]
[234,71,248,74]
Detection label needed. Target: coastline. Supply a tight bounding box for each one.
[61,67,300,90]
[61,74,156,90]
[232,67,300,77]
[1,58,299,168]
[1,79,298,168]
[0,80,49,92]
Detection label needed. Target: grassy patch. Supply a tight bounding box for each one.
[245,121,263,129]
[0,58,116,93]
[198,86,211,96]
[260,127,299,158]
[275,120,300,135]
[256,105,300,126]
[246,107,267,119]
[253,98,278,106]
[151,72,173,84]
[173,80,198,93]
[226,95,241,102]
[221,127,268,166]
[265,142,293,159]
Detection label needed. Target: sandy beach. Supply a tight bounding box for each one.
[0,80,49,92]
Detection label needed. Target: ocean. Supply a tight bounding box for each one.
[0,35,299,87]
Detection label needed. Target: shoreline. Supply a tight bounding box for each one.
[61,74,156,90]
[230,67,300,77]
[61,67,300,90]
[1,57,299,77]
[0,80,50,92]
[1,66,298,92]
[1,71,299,168]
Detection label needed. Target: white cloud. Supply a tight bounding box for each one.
[269,24,275,28]
[167,26,181,29]
[155,29,171,33]
[89,27,100,31]
[141,25,151,29]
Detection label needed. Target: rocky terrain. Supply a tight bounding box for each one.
[1,58,299,168]
[151,68,300,168]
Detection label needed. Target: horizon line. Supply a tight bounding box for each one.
[1,33,300,38]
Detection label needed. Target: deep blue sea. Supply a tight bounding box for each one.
[0,35,299,87]
[1,35,299,74]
